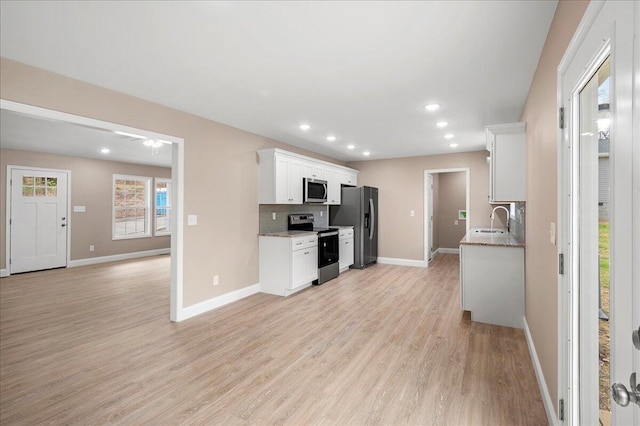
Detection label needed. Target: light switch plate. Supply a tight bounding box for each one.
[74,205,86,213]
[550,222,556,245]
[188,215,198,226]
[410,210,415,217]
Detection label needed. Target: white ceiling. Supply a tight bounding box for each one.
[0,110,172,167]
[0,1,557,162]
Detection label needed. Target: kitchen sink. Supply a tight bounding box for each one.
[473,229,505,234]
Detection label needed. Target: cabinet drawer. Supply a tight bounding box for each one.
[339,228,354,239]
[291,235,317,251]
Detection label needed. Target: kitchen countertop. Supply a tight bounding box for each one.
[258,230,317,238]
[329,225,354,230]
[460,228,524,248]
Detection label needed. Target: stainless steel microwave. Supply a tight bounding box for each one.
[303,178,327,203]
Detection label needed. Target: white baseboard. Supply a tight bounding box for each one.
[68,248,171,268]
[377,257,427,268]
[179,283,260,321]
[523,317,557,426]
[437,248,460,254]
[0,268,8,278]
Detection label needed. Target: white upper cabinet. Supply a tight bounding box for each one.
[258,148,359,205]
[259,150,304,204]
[302,162,324,179]
[340,170,357,187]
[486,122,526,203]
[323,166,341,205]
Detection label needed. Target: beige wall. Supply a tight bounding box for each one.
[348,151,493,261]
[437,171,467,249]
[519,0,589,413]
[0,148,171,267]
[0,58,344,306]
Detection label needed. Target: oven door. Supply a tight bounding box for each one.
[304,178,327,203]
[318,232,339,268]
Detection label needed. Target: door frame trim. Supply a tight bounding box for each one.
[6,165,71,274]
[557,1,638,424]
[557,3,606,422]
[423,168,470,268]
[0,99,185,323]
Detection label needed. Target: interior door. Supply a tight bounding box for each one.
[10,168,68,274]
[559,2,638,424]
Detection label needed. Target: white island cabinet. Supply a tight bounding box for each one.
[259,234,318,296]
[459,230,524,329]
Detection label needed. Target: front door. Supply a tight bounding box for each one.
[10,168,68,274]
[559,1,638,424]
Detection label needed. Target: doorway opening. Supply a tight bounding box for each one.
[423,168,470,266]
[1,99,184,322]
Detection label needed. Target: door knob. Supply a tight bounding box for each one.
[633,326,640,351]
[611,373,640,407]
[61,224,66,227]
[61,217,66,220]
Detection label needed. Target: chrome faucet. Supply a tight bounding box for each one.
[491,205,510,233]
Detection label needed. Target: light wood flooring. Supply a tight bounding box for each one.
[0,254,547,425]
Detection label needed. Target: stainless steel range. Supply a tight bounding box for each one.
[288,214,339,285]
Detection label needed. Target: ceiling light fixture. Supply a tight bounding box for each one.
[436,121,449,128]
[326,135,337,142]
[363,151,371,156]
[347,144,355,150]
[299,123,311,131]
[114,130,146,139]
[424,103,440,112]
[444,133,455,139]
[143,139,164,149]
[449,143,459,148]
[100,148,110,154]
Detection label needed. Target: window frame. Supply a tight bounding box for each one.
[154,177,172,236]
[112,174,152,240]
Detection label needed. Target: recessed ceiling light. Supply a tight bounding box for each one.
[424,104,440,112]
[363,151,371,156]
[436,121,449,128]
[449,143,459,148]
[299,123,311,131]
[326,135,337,142]
[100,148,110,154]
[444,133,455,139]
[114,130,146,139]
[347,144,355,150]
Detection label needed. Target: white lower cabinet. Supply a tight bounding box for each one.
[338,227,354,272]
[259,234,318,296]
[459,244,524,329]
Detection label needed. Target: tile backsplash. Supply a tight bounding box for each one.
[259,204,329,233]
[510,202,525,243]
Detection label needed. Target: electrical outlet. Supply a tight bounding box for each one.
[454,220,459,225]
[272,212,276,220]
[320,211,324,217]
[410,210,415,217]
[213,275,219,286]
[89,245,95,252]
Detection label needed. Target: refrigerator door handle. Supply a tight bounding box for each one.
[369,198,375,240]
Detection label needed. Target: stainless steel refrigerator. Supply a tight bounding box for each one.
[329,186,378,269]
